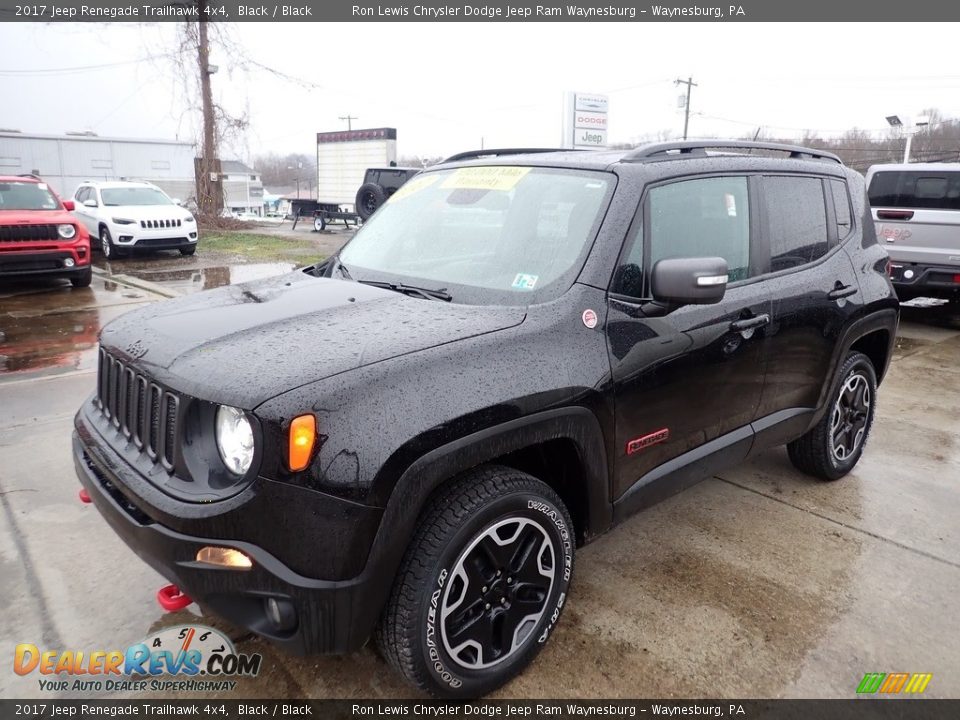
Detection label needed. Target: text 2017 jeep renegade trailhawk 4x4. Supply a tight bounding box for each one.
[73,141,898,697]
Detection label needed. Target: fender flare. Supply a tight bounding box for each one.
[344,406,610,649]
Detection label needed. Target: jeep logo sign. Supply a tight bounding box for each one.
[563,92,609,149]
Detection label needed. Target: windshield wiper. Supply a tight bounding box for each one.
[357,279,452,302]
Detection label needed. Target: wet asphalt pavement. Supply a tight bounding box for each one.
[1,246,959,699]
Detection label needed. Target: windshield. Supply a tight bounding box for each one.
[101,187,171,206]
[338,166,614,304]
[0,181,61,211]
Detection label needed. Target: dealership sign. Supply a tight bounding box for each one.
[563,92,609,149]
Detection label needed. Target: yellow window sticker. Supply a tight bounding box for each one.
[388,174,439,203]
[440,166,531,192]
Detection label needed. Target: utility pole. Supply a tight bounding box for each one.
[196,0,220,215]
[339,115,358,131]
[675,76,697,141]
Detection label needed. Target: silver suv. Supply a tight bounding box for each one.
[866,163,960,302]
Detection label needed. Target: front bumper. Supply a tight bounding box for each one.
[73,413,376,656]
[889,261,960,299]
[115,233,198,251]
[0,249,90,279]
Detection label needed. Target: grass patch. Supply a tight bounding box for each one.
[199,231,323,263]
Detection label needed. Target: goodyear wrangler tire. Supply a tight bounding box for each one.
[376,465,574,698]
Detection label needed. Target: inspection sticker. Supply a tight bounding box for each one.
[441,166,531,191]
[388,174,439,203]
[512,273,539,290]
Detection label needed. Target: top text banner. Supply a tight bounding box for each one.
[2,0,960,22]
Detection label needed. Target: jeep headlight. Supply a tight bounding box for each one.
[57,224,76,239]
[215,405,254,476]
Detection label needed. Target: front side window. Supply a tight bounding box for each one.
[338,166,614,304]
[647,176,752,283]
[764,176,829,272]
[0,180,60,210]
[100,187,172,207]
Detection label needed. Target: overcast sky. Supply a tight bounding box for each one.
[3,22,960,162]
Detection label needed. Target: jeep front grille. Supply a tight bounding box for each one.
[96,348,179,470]
[0,224,60,242]
[140,219,182,229]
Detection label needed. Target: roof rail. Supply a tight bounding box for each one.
[624,140,842,164]
[441,148,578,164]
[16,173,43,181]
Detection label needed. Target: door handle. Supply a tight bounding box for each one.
[828,284,857,300]
[730,313,770,332]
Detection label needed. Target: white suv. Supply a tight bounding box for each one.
[72,181,198,259]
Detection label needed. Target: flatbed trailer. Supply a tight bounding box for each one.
[289,199,361,232]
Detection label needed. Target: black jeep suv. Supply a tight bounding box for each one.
[73,141,898,697]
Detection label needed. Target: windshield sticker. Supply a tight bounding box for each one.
[38,183,48,190]
[388,174,439,203]
[442,166,531,192]
[512,273,539,290]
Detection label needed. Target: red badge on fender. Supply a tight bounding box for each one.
[582,309,598,329]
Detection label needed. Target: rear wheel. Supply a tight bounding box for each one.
[355,183,386,221]
[377,466,574,698]
[313,215,326,232]
[787,351,877,480]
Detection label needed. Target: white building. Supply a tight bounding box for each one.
[219,160,264,216]
[0,130,196,201]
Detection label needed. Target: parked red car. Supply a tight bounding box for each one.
[0,174,92,287]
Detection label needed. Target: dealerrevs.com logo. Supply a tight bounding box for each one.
[14,625,262,693]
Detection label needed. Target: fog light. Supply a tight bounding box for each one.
[189,232,198,239]
[196,546,252,569]
[264,597,296,632]
[64,258,75,268]
[904,269,915,280]
[119,235,133,242]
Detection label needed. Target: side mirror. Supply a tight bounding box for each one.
[171,198,182,206]
[83,198,98,208]
[62,200,75,211]
[651,256,728,306]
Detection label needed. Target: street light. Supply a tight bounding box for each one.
[286,162,303,198]
[887,114,929,163]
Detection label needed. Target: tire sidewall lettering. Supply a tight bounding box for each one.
[422,497,573,689]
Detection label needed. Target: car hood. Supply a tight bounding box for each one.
[100,271,526,408]
[102,204,190,219]
[0,209,77,224]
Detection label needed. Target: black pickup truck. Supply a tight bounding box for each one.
[74,141,898,697]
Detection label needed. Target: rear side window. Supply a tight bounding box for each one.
[830,179,852,238]
[763,176,829,272]
[647,176,752,282]
[868,170,960,210]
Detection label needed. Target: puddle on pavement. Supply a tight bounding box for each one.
[893,335,933,359]
[1,262,296,380]
[97,260,296,295]
[0,278,155,380]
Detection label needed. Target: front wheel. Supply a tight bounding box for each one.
[377,466,574,698]
[179,246,196,256]
[70,267,92,288]
[100,226,118,258]
[788,351,878,480]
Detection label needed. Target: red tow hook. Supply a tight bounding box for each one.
[157,584,193,612]
[78,488,92,504]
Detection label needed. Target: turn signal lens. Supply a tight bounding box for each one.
[288,414,316,472]
[196,546,252,570]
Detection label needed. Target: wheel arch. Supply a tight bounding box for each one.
[347,407,611,649]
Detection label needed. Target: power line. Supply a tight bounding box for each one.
[0,54,175,76]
